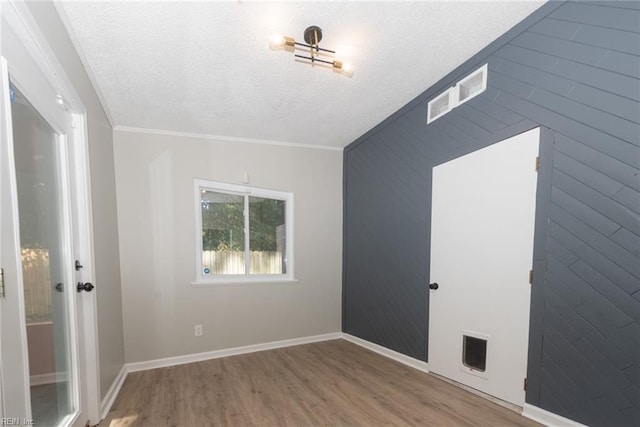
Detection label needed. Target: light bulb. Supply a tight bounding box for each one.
[332,60,354,77]
[341,62,354,77]
[269,34,285,50]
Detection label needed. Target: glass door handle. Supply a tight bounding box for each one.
[77,282,94,293]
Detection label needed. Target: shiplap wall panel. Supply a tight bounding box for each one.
[567,84,639,124]
[555,58,639,100]
[569,261,640,325]
[343,2,640,426]
[471,96,526,126]
[613,228,640,256]
[512,32,609,67]
[454,104,506,133]
[614,187,640,213]
[547,237,578,266]
[571,24,640,55]
[553,170,640,237]
[589,1,640,10]
[600,50,640,78]
[495,44,639,101]
[344,132,430,359]
[528,18,581,40]
[553,152,625,197]
[553,134,640,190]
[492,58,576,97]
[550,2,640,32]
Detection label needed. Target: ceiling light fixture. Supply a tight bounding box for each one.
[269,26,354,77]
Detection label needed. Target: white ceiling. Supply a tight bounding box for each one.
[57,1,545,149]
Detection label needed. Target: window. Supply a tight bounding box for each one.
[194,180,293,283]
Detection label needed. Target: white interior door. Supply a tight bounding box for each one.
[428,128,540,406]
[0,3,96,425]
[0,55,4,423]
[11,80,80,425]
[0,54,31,424]
[0,54,32,423]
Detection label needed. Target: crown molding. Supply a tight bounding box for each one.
[113,125,344,152]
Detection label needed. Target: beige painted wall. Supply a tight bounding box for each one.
[25,2,125,400]
[113,130,343,363]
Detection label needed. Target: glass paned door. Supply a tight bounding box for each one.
[11,84,74,426]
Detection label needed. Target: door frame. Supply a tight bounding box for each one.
[0,1,100,424]
[523,126,555,405]
[424,124,555,408]
[427,127,540,406]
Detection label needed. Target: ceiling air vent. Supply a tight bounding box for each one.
[427,63,488,124]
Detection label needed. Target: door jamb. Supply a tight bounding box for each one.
[524,126,555,405]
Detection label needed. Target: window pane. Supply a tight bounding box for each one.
[249,196,286,274]
[201,190,245,275]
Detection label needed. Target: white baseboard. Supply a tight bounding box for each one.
[343,335,588,426]
[30,372,66,386]
[126,332,343,373]
[100,365,127,420]
[342,333,430,374]
[523,403,588,427]
[99,333,588,427]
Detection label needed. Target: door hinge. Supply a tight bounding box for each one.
[0,268,5,298]
[524,378,528,391]
[535,156,540,172]
[529,269,534,285]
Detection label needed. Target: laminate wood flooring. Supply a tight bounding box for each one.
[100,339,542,427]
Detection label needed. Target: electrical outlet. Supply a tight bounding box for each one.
[194,324,203,337]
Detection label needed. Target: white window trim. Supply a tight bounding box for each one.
[193,179,294,285]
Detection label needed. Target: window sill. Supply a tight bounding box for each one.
[191,277,299,287]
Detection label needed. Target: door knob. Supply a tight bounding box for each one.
[77,282,94,293]
[55,283,64,292]
[429,282,439,290]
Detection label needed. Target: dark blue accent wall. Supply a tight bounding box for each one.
[342,2,640,426]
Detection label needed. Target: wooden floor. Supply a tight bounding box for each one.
[101,340,542,427]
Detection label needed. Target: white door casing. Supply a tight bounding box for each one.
[0,1,100,425]
[428,128,540,406]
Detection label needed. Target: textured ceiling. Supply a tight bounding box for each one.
[57,1,545,149]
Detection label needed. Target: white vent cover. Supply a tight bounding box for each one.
[427,89,456,123]
[427,63,488,124]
